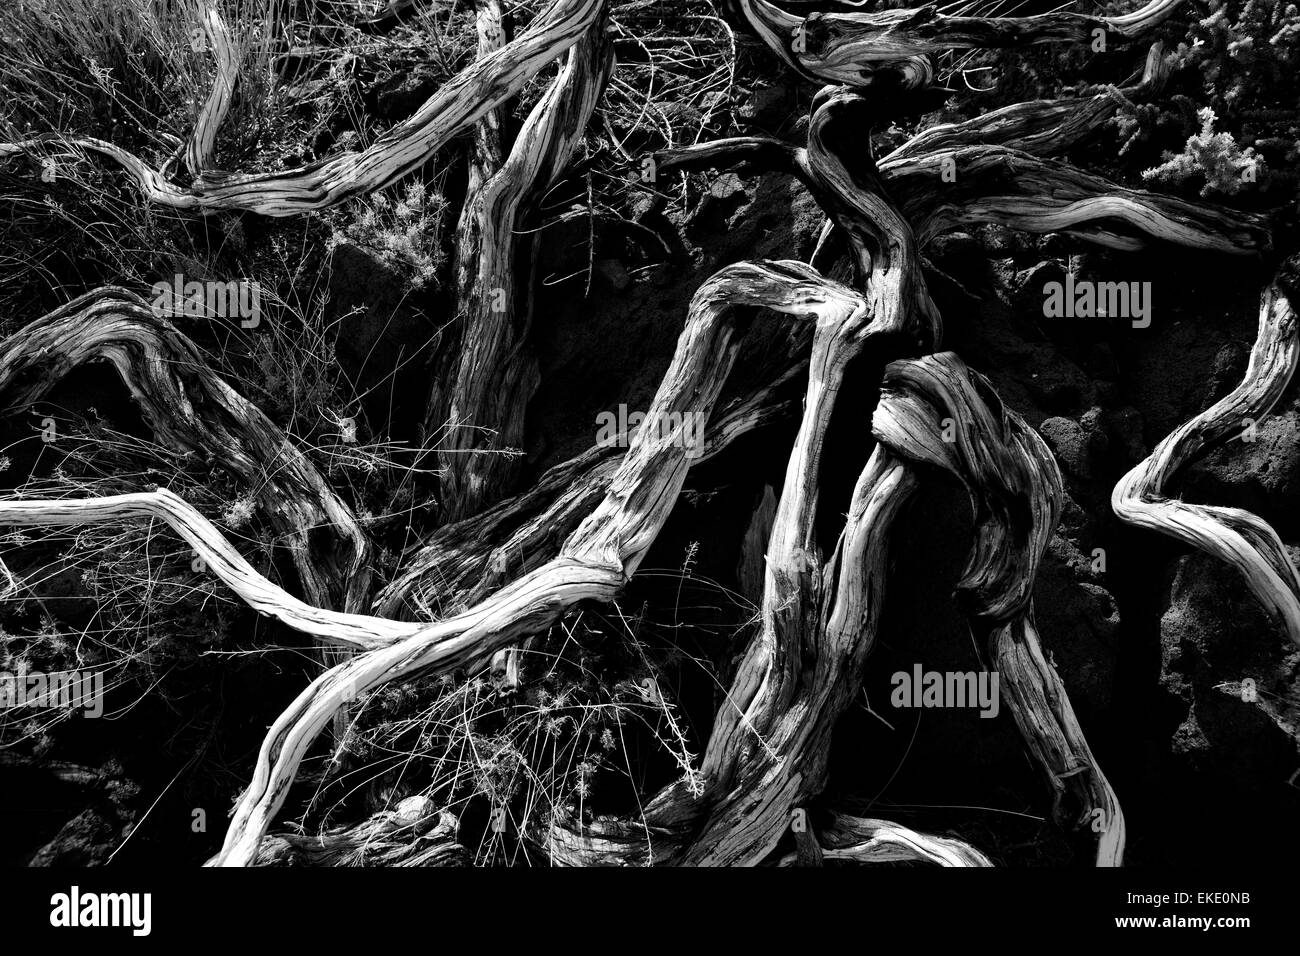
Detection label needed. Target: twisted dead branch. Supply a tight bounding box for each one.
[0,0,1291,872]
[187,1,239,178]
[729,0,1182,89]
[780,812,994,866]
[874,352,1125,866]
[432,2,612,521]
[1113,271,1300,645]
[0,0,605,215]
[0,287,373,614]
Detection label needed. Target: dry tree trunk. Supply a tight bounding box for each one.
[374,373,802,620]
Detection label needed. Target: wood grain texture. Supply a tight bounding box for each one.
[0,0,605,216]
[1113,274,1300,645]
[0,288,374,615]
[205,259,874,866]
[186,2,238,178]
[873,351,1125,865]
[731,0,1182,90]
[433,5,612,521]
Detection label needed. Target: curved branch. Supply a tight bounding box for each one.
[883,146,1271,254]
[202,259,873,866]
[735,0,1183,90]
[187,2,239,178]
[531,90,952,868]
[0,0,604,215]
[884,42,1170,162]
[873,351,1126,865]
[0,288,374,613]
[1113,274,1300,645]
[433,4,612,520]
[785,811,994,866]
[256,796,467,866]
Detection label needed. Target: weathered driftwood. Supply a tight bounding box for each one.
[883,146,1271,254]
[651,61,1261,269]
[199,259,891,866]
[884,42,1169,162]
[544,350,1102,866]
[0,489,418,650]
[1113,273,1300,645]
[375,373,802,619]
[0,0,1288,871]
[385,85,940,621]
[422,0,508,464]
[256,795,467,866]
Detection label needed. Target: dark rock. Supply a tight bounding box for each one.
[595,258,632,292]
[1040,415,1091,478]
[1187,397,1300,539]
[27,805,126,866]
[1035,531,1122,716]
[326,240,437,435]
[1159,552,1300,788]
